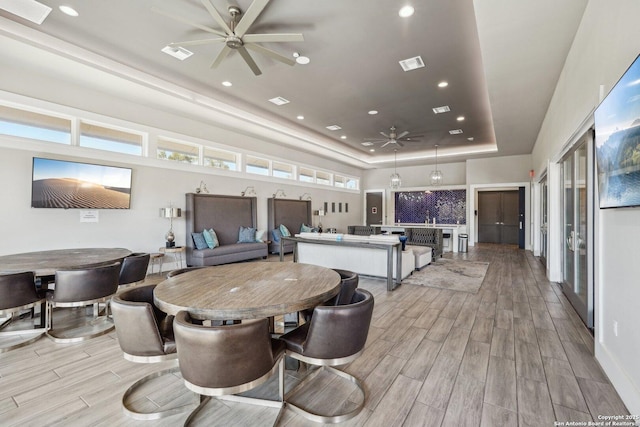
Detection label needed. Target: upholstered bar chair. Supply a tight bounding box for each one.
[46,262,120,343]
[174,311,286,426]
[280,288,374,423]
[0,271,47,352]
[118,252,150,288]
[111,284,194,420]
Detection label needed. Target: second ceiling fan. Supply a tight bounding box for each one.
[155,0,304,76]
[366,126,423,148]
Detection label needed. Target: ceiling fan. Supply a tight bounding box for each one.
[366,126,423,148]
[154,0,304,76]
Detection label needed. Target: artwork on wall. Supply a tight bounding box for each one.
[332,202,335,213]
[339,202,342,213]
[395,190,466,224]
[345,203,349,213]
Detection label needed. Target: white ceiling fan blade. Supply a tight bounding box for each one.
[381,141,393,148]
[234,0,270,37]
[200,0,233,34]
[243,33,304,43]
[397,131,410,139]
[396,141,405,148]
[245,43,295,66]
[379,132,390,138]
[210,45,232,69]
[237,46,262,75]
[151,7,227,37]
[169,38,225,48]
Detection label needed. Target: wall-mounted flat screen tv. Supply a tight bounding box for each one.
[31,157,132,209]
[594,54,640,209]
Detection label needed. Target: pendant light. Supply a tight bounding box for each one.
[390,149,401,189]
[430,144,443,186]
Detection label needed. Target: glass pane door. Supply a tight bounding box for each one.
[561,136,592,328]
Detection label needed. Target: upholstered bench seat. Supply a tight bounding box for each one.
[408,245,432,270]
[190,242,267,267]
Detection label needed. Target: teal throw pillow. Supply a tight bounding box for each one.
[300,223,313,233]
[202,228,219,249]
[279,224,291,237]
[271,228,282,243]
[238,226,256,243]
[191,232,208,250]
[255,229,266,242]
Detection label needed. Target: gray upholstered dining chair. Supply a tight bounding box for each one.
[280,288,374,423]
[174,311,286,426]
[0,271,47,352]
[118,252,150,288]
[111,284,195,420]
[300,268,359,322]
[46,261,121,343]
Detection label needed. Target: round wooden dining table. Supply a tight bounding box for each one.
[153,262,342,321]
[0,248,132,277]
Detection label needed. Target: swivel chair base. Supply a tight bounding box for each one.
[285,365,365,424]
[122,358,197,420]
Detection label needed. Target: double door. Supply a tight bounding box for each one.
[478,190,520,245]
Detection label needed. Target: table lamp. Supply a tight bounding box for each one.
[160,204,181,247]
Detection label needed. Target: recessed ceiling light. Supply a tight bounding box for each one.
[399,56,425,72]
[457,116,465,121]
[432,106,451,114]
[326,125,342,131]
[222,81,232,87]
[293,52,310,65]
[161,45,193,61]
[362,142,374,146]
[268,96,290,106]
[399,5,414,18]
[0,0,52,24]
[438,81,449,88]
[370,149,376,152]
[59,5,78,17]
[467,137,474,141]
[449,129,463,135]
[340,135,347,139]
[368,110,378,115]
[296,115,304,120]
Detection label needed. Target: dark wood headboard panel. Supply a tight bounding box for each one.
[186,193,258,249]
[267,198,312,235]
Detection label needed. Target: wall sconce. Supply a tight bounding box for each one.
[273,189,287,198]
[195,181,209,194]
[241,186,256,196]
[299,193,312,200]
[159,203,182,247]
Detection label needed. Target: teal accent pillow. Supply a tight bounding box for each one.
[279,224,291,237]
[300,223,313,233]
[238,226,256,243]
[255,229,266,242]
[191,232,208,250]
[202,228,219,249]
[271,228,282,243]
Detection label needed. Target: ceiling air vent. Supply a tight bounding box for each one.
[399,56,425,72]
[449,129,463,135]
[0,0,52,24]
[432,106,451,114]
[326,125,342,131]
[268,96,290,106]
[161,45,193,61]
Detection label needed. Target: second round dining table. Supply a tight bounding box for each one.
[153,262,342,321]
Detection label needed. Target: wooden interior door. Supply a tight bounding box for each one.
[365,191,383,226]
[478,190,520,245]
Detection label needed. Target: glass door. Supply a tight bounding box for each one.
[561,137,592,328]
[540,177,548,266]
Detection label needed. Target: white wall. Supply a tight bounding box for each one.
[530,0,640,414]
[0,145,362,262]
[466,154,532,184]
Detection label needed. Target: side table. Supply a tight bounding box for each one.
[158,246,185,273]
[149,252,165,275]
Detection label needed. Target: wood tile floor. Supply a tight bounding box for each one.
[0,244,630,426]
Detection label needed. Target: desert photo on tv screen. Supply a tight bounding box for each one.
[31,158,132,209]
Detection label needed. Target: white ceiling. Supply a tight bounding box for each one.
[0,0,588,168]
